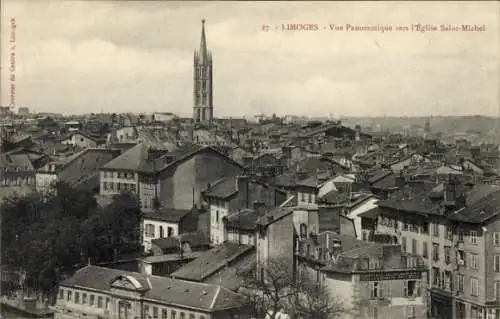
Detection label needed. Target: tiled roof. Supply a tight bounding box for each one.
[101,143,153,171]
[144,208,193,223]
[151,232,209,250]
[59,265,243,312]
[226,209,264,231]
[203,176,238,199]
[257,206,295,227]
[319,234,424,274]
[0,152,35,172]
[171,242,254,282]
[137,143,205,173]
[448,186,500,224]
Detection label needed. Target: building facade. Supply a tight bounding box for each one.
[52,265,245,319]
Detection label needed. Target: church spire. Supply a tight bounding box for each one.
[199,19,208,63]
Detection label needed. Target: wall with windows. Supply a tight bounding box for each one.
[54,287,111,319]
[158,152,243,211]
[142,219,179,251]
[54,286,228,319]
[100,170,139,197]
[209,198,229,244]
[61,133,97,148]
[297,189,317,205]
[138,173,160,212]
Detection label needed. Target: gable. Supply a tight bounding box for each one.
[111,275,147,292]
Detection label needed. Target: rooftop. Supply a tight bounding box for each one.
[59,265,244,312]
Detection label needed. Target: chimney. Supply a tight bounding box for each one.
[444,175,466,208]
[470,147,480,160]
[281,146,292,161]
[395,171,406,188]
[236,175,249,208]
[253,201,265,212]
[187,125,194,142]
[330,239,343,263]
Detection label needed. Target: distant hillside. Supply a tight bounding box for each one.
[340,116,500,133]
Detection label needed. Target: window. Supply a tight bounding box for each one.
[422,222,429,234]
[145,224,155,238]
[369,282,380,298]
[412,239,417,254]
[75,292,80,304]
[59,289,64,299]
[494,232,500,245]
[97,296,103,308]
[494,255,500,272]
[216,210,219,223]
[180,312,185,319]
[82,293,87,305]
[470,253,479,270]
[432,267,440,286]
[432,223,439,237]
[458,250,467,267]
[456,274,464,292]
[300,223,308,239]
[144,305,149,316]
[161,309,168,319]
[89,295,95,306]
[167,227,173,237]
[495,281,500,299]
[403,280,420,297]
[171,310,176,319]
[422,241,428,258]
[190,314,195,319]
[407,305,416,319]
[432,243,439,262]
[470,277,479,296]
[470,230,478,245]
[403,220,408,231]
[372,307,378,319]
[444,246,451,264]
[153,307,158,319]
[401,237,407,252]
[446,226,453,241]
[458,228,464,242]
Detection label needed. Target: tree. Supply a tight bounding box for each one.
[0,183,141,300]
[293,278,348,319]
[241,258,349,319]
[242,258,296,319]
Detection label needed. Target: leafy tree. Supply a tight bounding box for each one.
[0,184,141,300]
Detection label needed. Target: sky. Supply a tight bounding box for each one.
[0,1,499,118]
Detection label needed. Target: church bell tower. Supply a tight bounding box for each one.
[193,19,213,124]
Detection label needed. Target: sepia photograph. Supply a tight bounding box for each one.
[0,1,499,319]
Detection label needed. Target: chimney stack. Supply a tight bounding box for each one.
[444,174,466,209]
[236,175,249,208]
[395,171,406,188]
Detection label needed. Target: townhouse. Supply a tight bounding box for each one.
[360,176,500,319]
[100,143,244,212]
[36,148,120,192]
[202,175,286,245]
